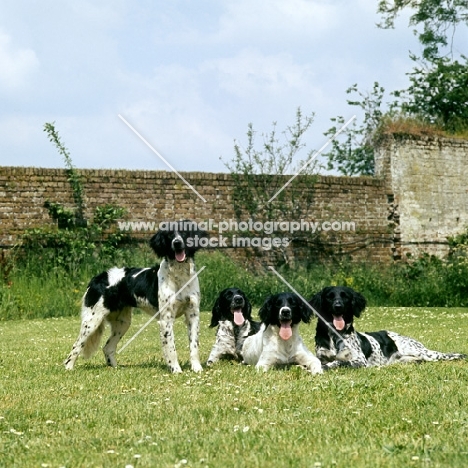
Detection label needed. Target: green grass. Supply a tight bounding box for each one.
[1,307,467,467]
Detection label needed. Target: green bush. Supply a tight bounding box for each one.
[18,203,131,276]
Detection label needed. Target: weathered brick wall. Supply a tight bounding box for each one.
[0,167,391,263]
[375,134,468,259]
[1,134,466,263]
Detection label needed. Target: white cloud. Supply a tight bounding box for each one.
[117,68,231,171]
[0,30,39,91]
[0,0,431,172]
[216,0,338,45]
[206,49,317,98]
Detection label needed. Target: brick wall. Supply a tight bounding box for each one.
[1,134,467,263]
[0,167,392,264]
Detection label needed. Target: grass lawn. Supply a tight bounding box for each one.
[0,307,467,468]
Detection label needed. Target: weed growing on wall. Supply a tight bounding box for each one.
[43,122,86,225]
[14,123,131,275]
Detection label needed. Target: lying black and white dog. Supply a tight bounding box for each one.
[64,221,208,373]
[309,286,467,369]
[206,287,261,365]
[242,292,322,374]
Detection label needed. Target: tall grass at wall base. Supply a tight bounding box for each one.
[1,248,468,320]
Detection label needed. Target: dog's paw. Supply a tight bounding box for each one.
[316,348,336,363]
[104,351,117,368]
[64,361,74,370]
[307,360,323,375]
[336,347,353,362]
[170,364,183,374]
[322,361,340,370]
[191,362,203,373]
[255,364,270,372]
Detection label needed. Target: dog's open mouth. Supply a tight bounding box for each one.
[279,320,292,340]
[175,250,186,262]
[333,315,345,331]
[232,308,245,326]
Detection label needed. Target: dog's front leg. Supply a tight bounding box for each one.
[316,346,337,363]
[207,321,236,365]
[186,295,202,372]
[255,346,277,372]
[159,304,182,374]
[255,354,275,372]
[295,351,323,374]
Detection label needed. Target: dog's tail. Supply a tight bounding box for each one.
[428,351,467,361]
[81,322,106,359]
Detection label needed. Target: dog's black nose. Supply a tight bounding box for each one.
[172,236,185,250]
[232,295,245,308]
[279,306,292,320]
[333,301,344,310]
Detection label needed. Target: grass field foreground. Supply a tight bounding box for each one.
[0,307,467,467]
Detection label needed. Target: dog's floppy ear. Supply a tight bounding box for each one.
[185,228,209,256]
[149,229,171,258]
[243,295,252,320]
[299,297,313,324]
[309,286,330,313]
[210,292,224,327]
[351,290,367,317]
[258,295,273,324]
[308,292,322,312]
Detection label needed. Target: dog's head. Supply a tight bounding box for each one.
[210,287,252,328]
[309,286,366,332]
[149,220,208,262]
[258,292,312,340]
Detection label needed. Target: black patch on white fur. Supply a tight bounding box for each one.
[84,271,109,308]
[365,330,399,358]
[84,267,159,312]
[355,332,374,359]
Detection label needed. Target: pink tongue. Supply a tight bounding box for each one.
[175,250,186,262]
[279,321,292,340]
[333,316,345,331]
[233,309,245,326]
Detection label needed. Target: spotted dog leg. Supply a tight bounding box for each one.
[64,302,107,370]
[207,321,237,365]
[322,335,369,370]
[159,301,182,374]
[103,308,132,367]
[186,295,203,373]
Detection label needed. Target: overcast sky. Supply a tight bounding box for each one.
[0,0,434,173]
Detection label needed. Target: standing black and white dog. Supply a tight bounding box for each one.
[241,292,322,374]
[64,221,208,373]
[206,287,261,365]
[309,286,467,369]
